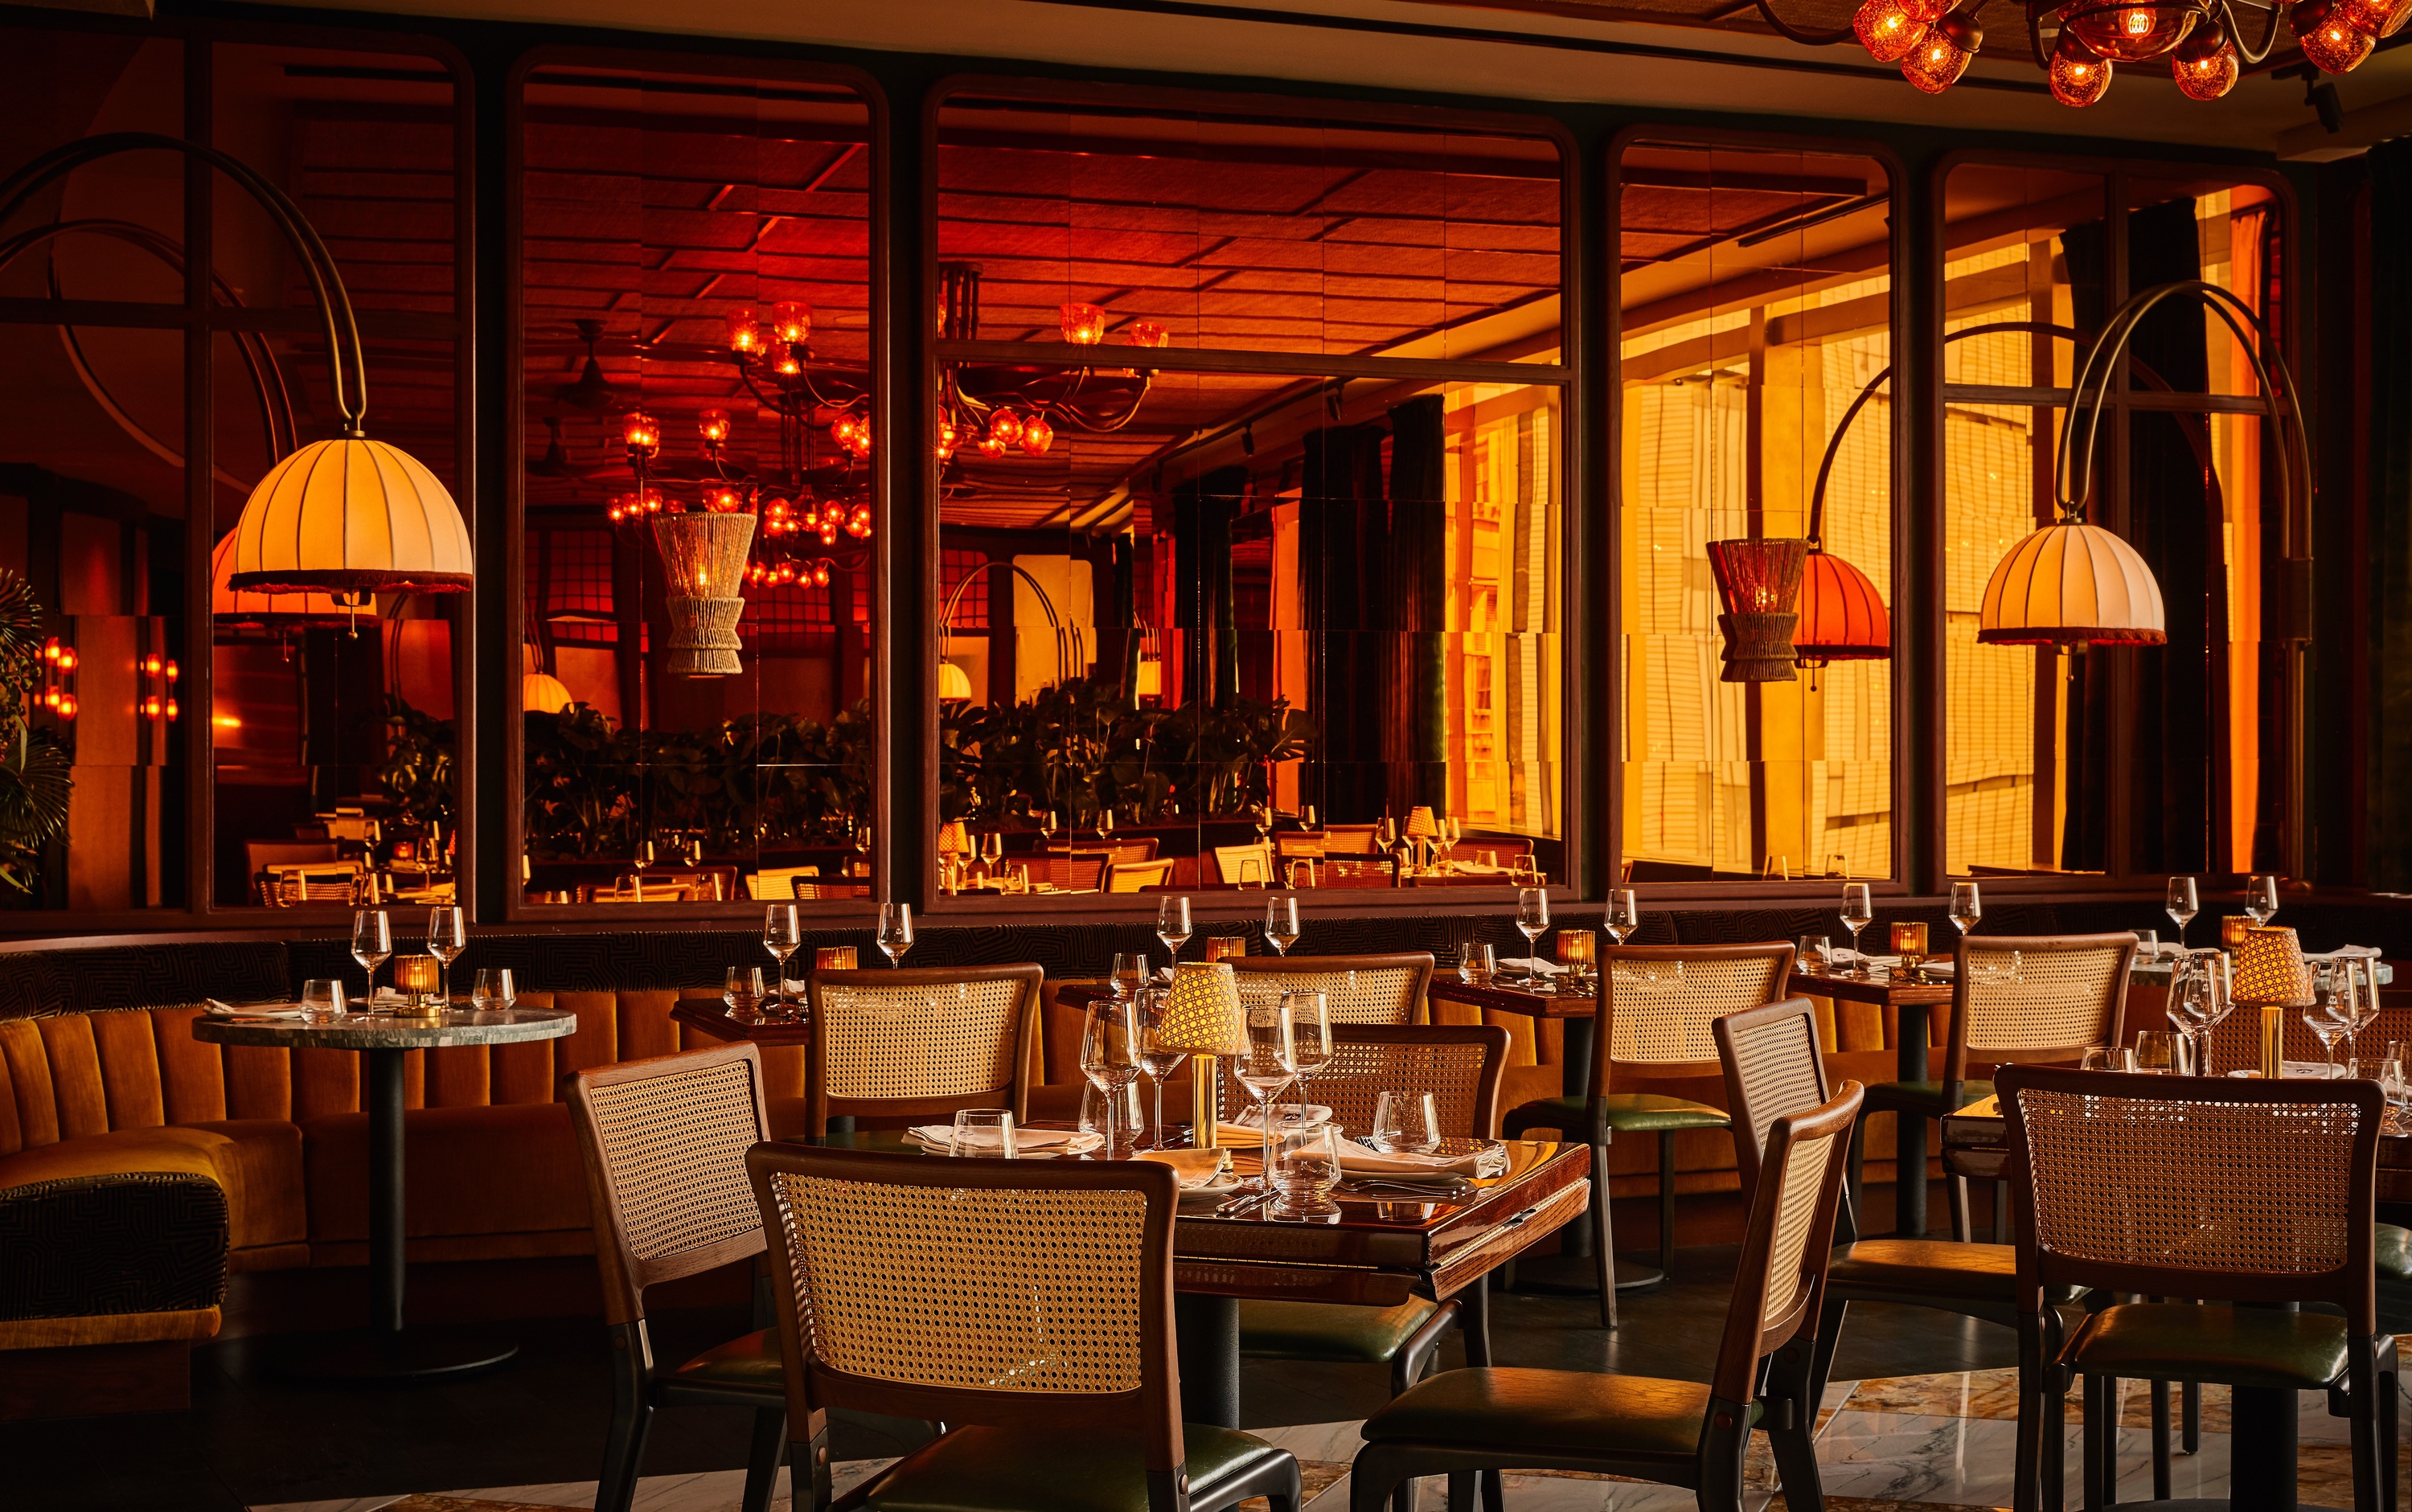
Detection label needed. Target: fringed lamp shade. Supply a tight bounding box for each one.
[523,673,574,714]
[210,531,359,626]
[2231,926,2314,1006]
[1794,548,1891,668]
[228,438,474,596]
[651,513,757,677]
[1706,537,1808,682]
[1977,522,2166,646]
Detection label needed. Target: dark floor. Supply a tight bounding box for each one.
[0,1243,2020,1512]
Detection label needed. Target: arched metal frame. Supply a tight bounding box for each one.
[937,559,1084,694]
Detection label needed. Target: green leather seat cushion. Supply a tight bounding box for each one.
[1505,1094,1730,1136]
[1361,1367,1746,1460]
[667,1328,781,1391]
[857,1421,1292,1511]
[1861,1080,1995,1114]
[2064,1303,2351,1391]
[2377,1223,2412,1282]
[1240,1297,1442,1364]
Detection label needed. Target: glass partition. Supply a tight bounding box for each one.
[516,61,876,912]
[931,90,1566,905]
[1616,138,1897,885]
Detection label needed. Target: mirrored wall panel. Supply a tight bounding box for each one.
[517,62,875,911]
[931,92,1565,904]
[1617,138,1896,885]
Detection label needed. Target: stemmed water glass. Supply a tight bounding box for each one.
[427,906,466,1008]
[1234,994,1298,1196]
[2168,949,2234,1076]
[876,902,915,966]
[979,831,1004,881]
[1949,882,1982,944]
[2304,994,2352,1077]
[1081,994,1143,1157]
[1133,986,1187,1149]
[762,904,802,1014]
[1839,883,1874,977]
[351,910,392,1005]
[2324,959,2381,1076]
[1157,896,1192,977]
[1265,895,1301,957]
[1604,889,1639,945]
[1515,887,1549,988]
[1286,990,1332,1129]
[2246,874,2281,926]
[2165,875,2200,951]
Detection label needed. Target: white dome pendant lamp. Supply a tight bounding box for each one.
[1,134,474,617]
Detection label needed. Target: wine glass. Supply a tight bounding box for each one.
[351,910,392,1004]
[1081,994,1143,1157]
[2247,874,2280,926]
[2165,875,2200,950]
[2349,961,2384,1076]
[1604,889,1639,944]
[762,904,802,1012]
[2166,956,2216,1075]
[1234,994,1298,1195]
[876,902,915,966]
[1156,896,1192,975]
[1514,887,1550,988]
[471,969,516,1014]
[1949,882,1982,942]
[1110,952,1147,999]
[1042,810,1062,848]
[1133,986,1188,1149]
[980,831,1004,877]
[1839,883,1874,977]
[1265,895,1301,957]
[2304,995,2351,1077]
[1286,990,1332,1126]
[426,906,466,1008]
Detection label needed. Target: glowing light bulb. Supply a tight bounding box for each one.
[989,410,1024,447]
[1854,0,1939,62]
[709,488,745,514]
[776,353,801,376]
[2171,28,2240,95]
[1126,321,1170,350]
[164,699,178,721]
[977,432,1007,460]
[2295,0,2377,68]
[1060,302,1109,345]
[56,694,75,721]
[771,301,811,343]
[813,561,831,588]
[56,648,77,674]
[2050,33,2115,104]
[1019,414,1055,457]
[937,418,960,460]
[1901,13,1979,91]
[622,410,661,458]
[2336,0,2411,35]
[848,503,873,538]
[725,309,761,355]
[697,408,732,445]
[2067,1,2193,58]
[162,659,175,682]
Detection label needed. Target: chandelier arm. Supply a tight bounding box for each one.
[2027,0,2058,69]
[1057,374,1156,434]
[0,133,371,432]
[732,365,783,415]
[1750,0,1858,44]
[2221,0,2287,64]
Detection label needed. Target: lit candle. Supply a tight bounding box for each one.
[393,954,439,1012]
[1557,928,1597,996]
[1889,921,1929,966]
[815,946,857,970]
[2221,915,2252,949]
[1205,936,1248,962]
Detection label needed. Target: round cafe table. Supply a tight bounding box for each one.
[192,1004,576,1382]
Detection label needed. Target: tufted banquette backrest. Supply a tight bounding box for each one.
[0,991,802,1157]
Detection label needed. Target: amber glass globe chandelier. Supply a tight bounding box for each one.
[1742,0,2406,104]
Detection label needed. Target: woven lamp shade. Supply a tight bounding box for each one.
[1978,522,2166,646]
[228,437,474,596]
[210,530,359,626]
[523,672,574,714]
[2232,926,2313,1006]
[1706,538,1808,682]
[1159,961,1245,1055]
[1406,805,1439,839]
[651,513,757,676]
[937,821,970,855]
[1794,548,1892,666]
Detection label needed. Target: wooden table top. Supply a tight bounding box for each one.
[1788,963,1955,1006]
[1425,976,1598,1019]
[673,995,812,1047]
[829,1129,1591,1307]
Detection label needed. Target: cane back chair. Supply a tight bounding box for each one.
[1350,1080,1862,1512]
[1226,953,1434,1027]
[748,1144,1303,1512]
[567,1044,787,1512]
[800,965,1042,1139]
[1235,1024,1512,1510]
[1999,1065,2398,1512]
[1850,933,2135,1242]
[1503,942,1795,1326]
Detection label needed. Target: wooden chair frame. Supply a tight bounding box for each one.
[800,963,1042,1137]
[567,1044,785,1512]
[747,1143,1304,1512]
[1226,953,1435,1026]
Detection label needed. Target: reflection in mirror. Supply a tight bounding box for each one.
[207,46,461,909]
[517,65,874,909]
[1942,163,2282,878]
[932,96,1565,904]
[1617,141,1895,884]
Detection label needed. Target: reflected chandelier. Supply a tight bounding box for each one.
[1741,0,2406,104]
[935,262,1164,465]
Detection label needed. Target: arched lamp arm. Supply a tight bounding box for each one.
[0,132,368,433]
[1750,0,1857,44]
[1806,320,2086,547]
[2057,280,2309,560]
[937,558,1079,688]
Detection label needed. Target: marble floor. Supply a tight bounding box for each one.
[251,1359,2410,1512]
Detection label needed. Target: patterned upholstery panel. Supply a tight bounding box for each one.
[0,941,289,1022]
[0,1173,228,1320]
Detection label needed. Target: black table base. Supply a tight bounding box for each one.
[278,1324,519,1383]
[1504,1252,1664,1296]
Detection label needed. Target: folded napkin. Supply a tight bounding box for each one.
[1497,957,1562,975]
[206,999,303,1019]
[1138,1148,1231,1189]
[2307,945,2384,961]
[1229,1104,1332,1131]
[2226,1061,2351,1080]
[1331,1135,1507,1179]
[907,1125,1104,1155]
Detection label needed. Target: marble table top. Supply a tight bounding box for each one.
[189,1006,576,1050]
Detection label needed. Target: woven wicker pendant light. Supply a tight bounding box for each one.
[652,513,758,677]
[1706,538,1809,682]
[1977,520,2167,646]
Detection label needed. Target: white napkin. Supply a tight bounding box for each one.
[907,1125,1104,1155]
[1229,1104,1333,1131]
[2307,945,2384,961]
[1138,1148,1231,1189]
[1331,1136,1507,1180]
[1497,958,1561,975]
[205,999,302,1019]
[1919,960,1958,977]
